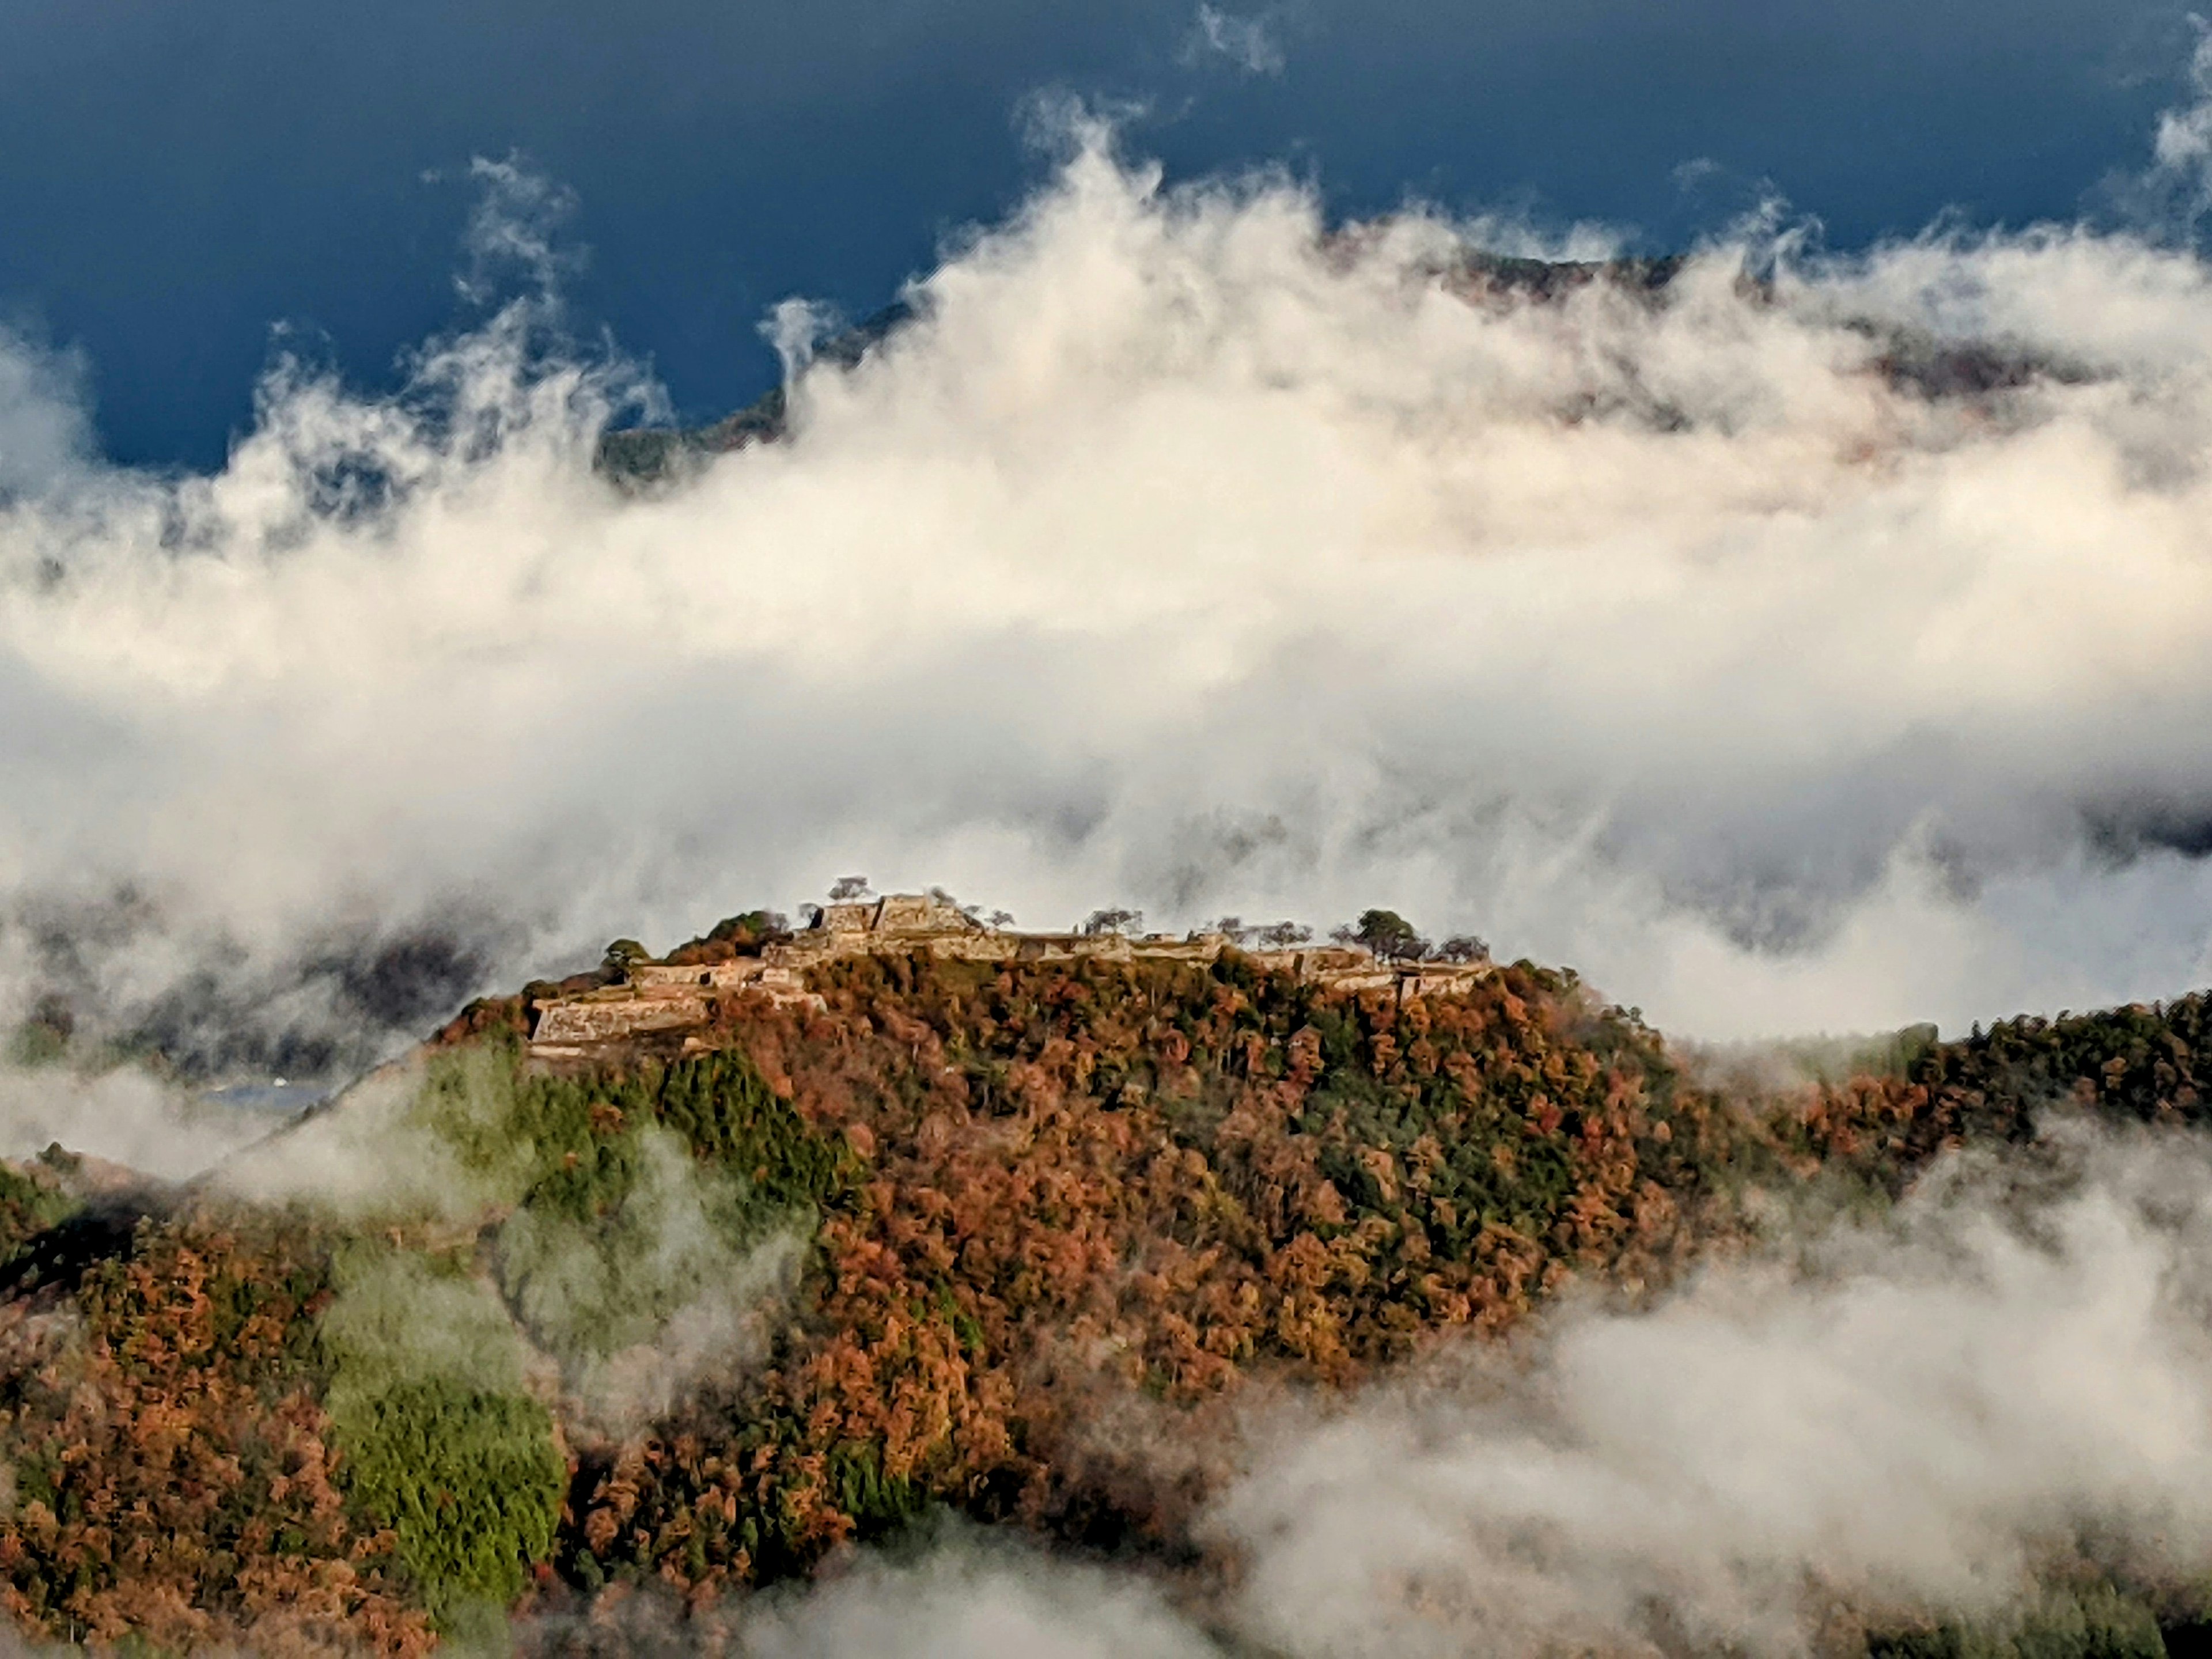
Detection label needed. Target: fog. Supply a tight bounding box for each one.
[517,1129,2212,1657]
[1210,1128,2212,1655]
[9,103,2212,1071]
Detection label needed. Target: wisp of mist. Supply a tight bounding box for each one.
[502,1126,2212,1657]
[10,89,2212,1071]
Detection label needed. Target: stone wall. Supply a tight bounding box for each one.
[528,968,815,1052]
[524,895,1494,1056]
[873,893,980,935]
[630,961,773,990]
[532,992,710,1046]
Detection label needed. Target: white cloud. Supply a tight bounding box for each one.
[1208,1128,2212,1655]
[0,1063,270,1182]
[1183,4,1287,77]
[17,132,2212,1067]
[509,1130,2212,1657]
[733,1539,1218,1658]
[0,325,92,502]
[453,151,586,304]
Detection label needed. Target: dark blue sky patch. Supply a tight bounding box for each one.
[0,0,2192,468]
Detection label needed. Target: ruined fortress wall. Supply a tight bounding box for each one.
[876,894,980,934]
[532,993,710,1045]
[927,934,1018,960]
[627,963,703,988]
[1318,971,1400,994]
[529,968,814,1049]
[764,928,1459,980]
[525,896,1494,1055]
[1123,938,1219,963]
[628,961,771,990]
[1297,948,1371,974]
[1399,965,1491,996]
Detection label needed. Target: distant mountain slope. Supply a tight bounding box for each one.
[595,303,914,486]
[592,247,2089,491]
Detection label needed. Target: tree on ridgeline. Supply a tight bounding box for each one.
[601,938,650,975]
[1336,908,1428,961]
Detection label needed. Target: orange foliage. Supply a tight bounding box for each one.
[562,951,1736,1599]
[0,1224,433,1656]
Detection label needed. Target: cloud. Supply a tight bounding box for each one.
[497,1123,808,1430]
[213,1054,481,1215]
[18,125,2212,1070]
[0,325,92,502]
[1182,5,1287,77]
[1204,1128,2212,1654]
[209,1039,810,1430]
[450,151,587,305]
[0,1063,271,1183]
[488,1128,2212,1656]
[732,1535,1219,1659]
[510,1526,1222,1657]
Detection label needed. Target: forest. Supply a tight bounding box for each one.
[3,922,2211,1654]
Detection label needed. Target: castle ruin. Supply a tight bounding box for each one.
[525,893,1489,1056]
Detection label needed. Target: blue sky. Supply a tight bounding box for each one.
[0,0,2194,468]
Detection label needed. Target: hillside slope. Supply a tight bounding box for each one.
[2,917,2210,1652]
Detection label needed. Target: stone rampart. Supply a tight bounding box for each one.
[874,893,982,934]
[525,895,1493,1055]
[532,992,711,1046]
[628,961,773,990]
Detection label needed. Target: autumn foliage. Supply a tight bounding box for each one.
[6,942,2212,1647]
[0,1222,433,1653]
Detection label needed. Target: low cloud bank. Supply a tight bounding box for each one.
[1212,1129,2212,1655]
[0,1063,272,1183]
[12,107,2212,1067]
[557,1129,2212,1657]
[737,1542,1217,1659]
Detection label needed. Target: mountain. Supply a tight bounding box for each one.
[1,897,2209,1654]
[590,250,2077,493]
[594,303,915,487]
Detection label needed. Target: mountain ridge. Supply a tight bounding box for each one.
[3,895,2211,1653]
